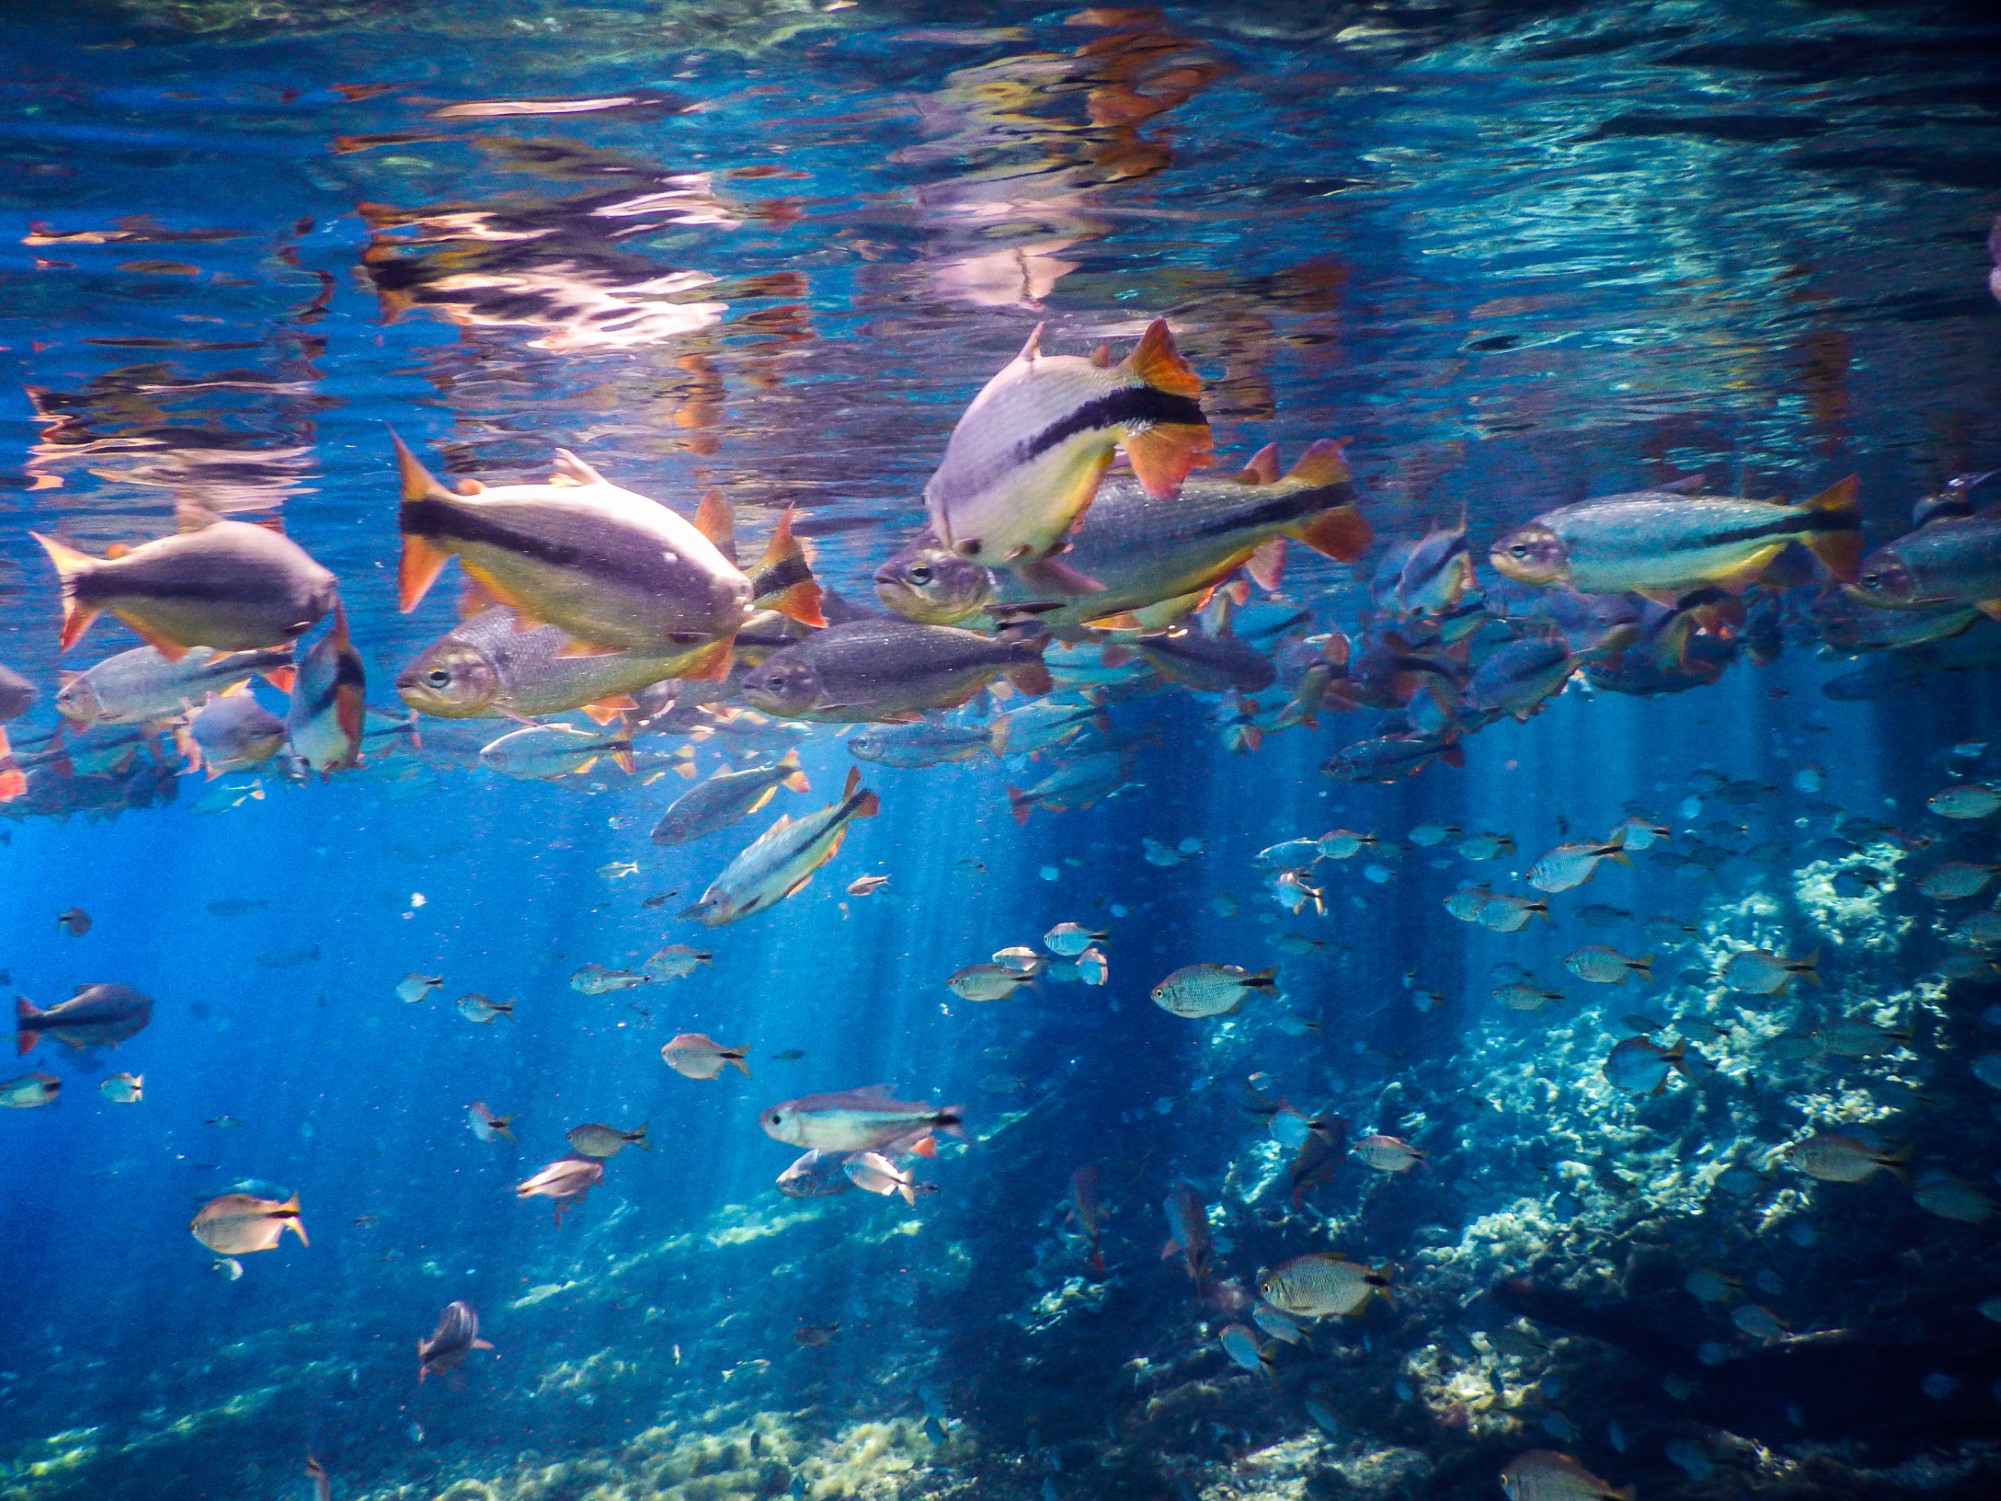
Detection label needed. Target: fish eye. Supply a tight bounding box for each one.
[425,669,452,687]
[1508,543,1531,559]
[1860,572,1880,589]
[908,565,933,585]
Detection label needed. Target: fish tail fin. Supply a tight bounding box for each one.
[853,784,881,819]
[1006,786,1032,824]
[390,429,458,612]
[15,996,41,1054]
[31,532,103,651]
[907,1134,937,1159]
[472,1338,494,1350]
[1244,969,1281,991]
[1530,899,1552,923]
[282,1195,308,1246]
[1801,475,1863,582]
[631,1123,653,1150]
[1602,827,1630,863]
[778,748,809,793]
[262,662,297,694]
[609,726,636,775]
[1632,953,1654,979]
[0,728,21,804]
[748,506,825,627]
[496,1123,515,1143]
[937,1107,968,1140]
[897,1182,917,1207]
[1797,948,1821,986]
[728,1050,752,1078]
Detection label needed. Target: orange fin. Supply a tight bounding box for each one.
[552,638,623,659]
[1123,422,1211,500]
[1293,506,1371,564]
[389,427,455,504]
[694,488,737,564]
[1286,438,1352,488]
[842,764,861,799]
[1246,537,1286,592]
[748,507,824,627]
[579,695,638,726]
[1236,443,1281,485]
[124,617,190,662]
[680,635,736,681]
[262,665,297,693]
[778,748,808,793]
[609,732,635,775]
[1120,318,1202,397]
[398,533,451,613]
[31,532,104,651]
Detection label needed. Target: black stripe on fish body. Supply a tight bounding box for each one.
[1184,481,1358,543]
[1650,507,1860,551]
[72,567,285,608]
[1014,387,1207,467]
[401,497,704,597]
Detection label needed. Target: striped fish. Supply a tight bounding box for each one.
[1490,477,1861,597]
[682,766,879,925]
[881,440,1366,630]
[33,510,337,658]
[287,604,366,772]
[393,434,821,658]
[923,319,1210,590]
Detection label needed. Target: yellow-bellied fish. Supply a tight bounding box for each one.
[682,766,879,925]
[1490,477,1861,596]
[923,319,1210,587]
[650,752,808,845]
[393,434,821,657]
[1848,508,2001,613]
[34,509,337,658]
[478,721,634,779]
[882,440,1367,629]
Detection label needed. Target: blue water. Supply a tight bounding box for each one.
[3,3,2001,1499]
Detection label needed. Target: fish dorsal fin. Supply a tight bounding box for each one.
[549,449,609,488]
[388,427,456,504]
[103,542,131,559]
[1285,439,1351,487]
[1090,342,1112,368]
[694,488,737,563]
[1017,323,1045,364]
[842,764,861,799]
[1236,444,1281,485]
[454,478,486,496]
[173,502,224,533]
[1120,318,1202,397]
[1657,473,1707,494]
[850,1083,895,1099]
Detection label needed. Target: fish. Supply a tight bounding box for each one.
[16,983,154,1053]
[0,1072,60,1108]
[650,753,809,844]
[417,1299,492,1382]
[479,721,634,779]
[776,1148,854,1198]
[793,1323,841,1346]
[922,319,1210,583]
[1785,1131,1908,1183]
[286,604,365,773]
[397,973,443,1005]
[0,727,20,804]
[1252,1302,1311,1346]
[216,1257,244,1282]
[1151,963,1278,1018]
[456,992,513,1024]
[257,945,320,969]
[1499,1449,1633,1501]
[985,698,1104,757]
[1069,1165,1106,1275]
[0,663,34,722]
[1457,831,1515,861]
[1219,1323,1276,1375]
[1918,859,2000,900]
[190,1191,307,1254]
[1475,894,1551,933]
[1006,750,1135,821]
[99,1072,143,1103]
[848,719,992,768]
[881,441,1369,630]
[565,1122,651,1158]
[1720,948,1819,994]
[1490,478,1862,597]
[570,964,647,994]
[514,1157,604,1223]
[55,907,91,936]
[846,873,890,896]
[1045,921,1108,956]
[392,434,822,656]
[205,1115,244,1128]
[1258,1253,1393,1317]
[54,644,295,726]
[947,963,1034,1002]
[1848,508,2001,613]
[1465,630,1630,722]
[1601,1036,1688,1094]
[468,1102,514,1143]
[395,606,706,721]
[1382,516,1473,616]
[758,1085,964,1153]
[1927,782,2001,820]
[641,945,712,980]
[1494,980,1564,1012]
[742,618,1051,723]
[1321,731,1462,783]
[1162,1182,1212,1286]
[661,1033,751,1079]
[178,687,288,777]
[1527,831,1630,893]
[34,509,338,658]
[682,766,879,925]
[1352,1135,1424,1173]
[845,1150,935,1205]
[1563,946,1653,985]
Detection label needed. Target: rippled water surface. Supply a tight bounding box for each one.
[2,3,2000,1499]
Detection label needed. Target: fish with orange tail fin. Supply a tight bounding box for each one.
[287,603,366,772]
[923,319,1210,590]
[390,432,819,658]
[682,766,879,925]
[880,439,1363,631]
[32,509,336,658]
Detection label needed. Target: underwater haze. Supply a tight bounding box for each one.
[4,2,2001,1499]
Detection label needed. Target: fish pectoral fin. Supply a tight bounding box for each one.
[1122,421,1211,500]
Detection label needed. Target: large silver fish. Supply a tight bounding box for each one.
[682,766,879,925]
[55,644,295,726]
[741,618,1051,723]
[650,753,808,845]
[396,606,708,722]
[923,319,1210,587]
[759,1085,963,1152]
[1848,508,2001,614]
[393,434,821,656]
[16,983,154,1054]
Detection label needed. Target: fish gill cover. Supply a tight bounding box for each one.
[1,2,2000,1500]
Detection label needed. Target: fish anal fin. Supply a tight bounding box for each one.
[124,617,190,662]
[398,533,452,613]
[679,636,736,681]
[1246,537,1286,593]
[1123,421,1211,500]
